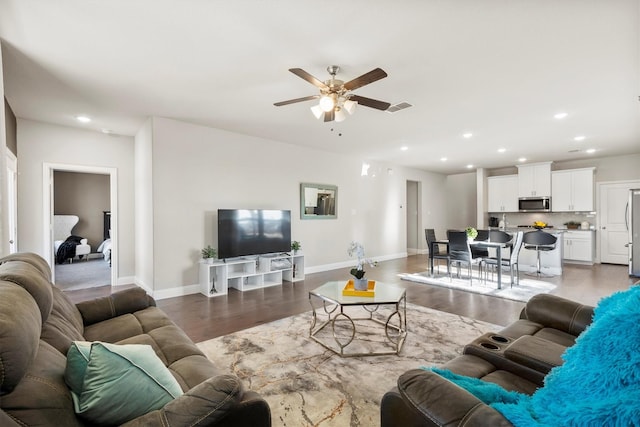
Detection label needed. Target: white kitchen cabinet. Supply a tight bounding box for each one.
[487,175,519,212]
[551,168,595,212]
[517,162,552,198]
[562,231,594,263]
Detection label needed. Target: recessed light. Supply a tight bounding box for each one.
[586,148,596,154]
[462,133,473,139]
[518,157,527,163]
[554,112,568,119]
[75,115,91,123]
[574,135,586,141]
[497,148,506,153]
[466,164,474,169]
[400,146,409,151]
[440,157,447,162]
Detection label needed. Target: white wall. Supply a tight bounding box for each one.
[0,43,7,257]
[445,172,477,231]
[134,118,154,292]
[16,120,135,277]
[148,117,448,292]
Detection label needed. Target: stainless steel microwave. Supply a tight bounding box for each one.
[518,197,551,212]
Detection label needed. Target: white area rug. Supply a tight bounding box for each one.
[197,304,499,427]
[398,268,556,302]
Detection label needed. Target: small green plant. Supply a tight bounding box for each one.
[291,241,301,251]
[201,245,217,259]
[465,227,478,239]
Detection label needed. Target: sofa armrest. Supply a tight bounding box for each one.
[394,369,513,427]
[121,375,265,427]
[76,287,156,326]
[521,294,594,336]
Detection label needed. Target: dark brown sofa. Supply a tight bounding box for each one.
[0,252,271,426]
[380,293,594,426]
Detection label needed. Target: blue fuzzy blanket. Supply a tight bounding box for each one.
[430,285,640,426]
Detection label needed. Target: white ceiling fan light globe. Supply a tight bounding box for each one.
[343,99,357,114]
[334,108,346,122]
[310,104,323,119]
[319,95,335,112]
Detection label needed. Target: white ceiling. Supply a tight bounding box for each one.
[1,0,639,174]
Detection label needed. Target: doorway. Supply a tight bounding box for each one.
[598,180,640,264]
[6,150,18,253]
[43,163,117,288]
[406,180,421,255]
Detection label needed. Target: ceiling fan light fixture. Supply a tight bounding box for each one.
[334,108,346,122]
[310,104,323,119]
[343,99,357,114]
[319,95,335,112]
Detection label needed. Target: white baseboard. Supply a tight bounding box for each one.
[116,276,136,286]
[152,284,201,300]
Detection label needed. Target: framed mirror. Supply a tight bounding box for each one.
[300,183,337,219]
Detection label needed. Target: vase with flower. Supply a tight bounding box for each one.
[347,241,377,290]
[465,227,478,243]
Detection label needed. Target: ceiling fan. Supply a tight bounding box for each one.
[274,65,391,122]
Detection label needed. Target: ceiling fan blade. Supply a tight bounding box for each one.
[274,95,320,106]
[343,68,388,91]
[349,95,391,111]
[289,68,329,90]
[324,109,335,122]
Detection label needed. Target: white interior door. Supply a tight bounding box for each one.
[6,151,18,253]
[599,181,640,264]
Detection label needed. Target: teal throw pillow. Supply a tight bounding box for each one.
[65,341,183,425]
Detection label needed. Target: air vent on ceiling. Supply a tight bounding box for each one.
[386,102,413,113]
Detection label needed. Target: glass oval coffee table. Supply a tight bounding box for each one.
[308,281,407,357]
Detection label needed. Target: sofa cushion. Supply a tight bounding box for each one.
[0,252,52,281]
[41,286,86,354]
[0,282,42,393]
[66,341,184,425]
[0,260,53,323]
[1,340,83,427]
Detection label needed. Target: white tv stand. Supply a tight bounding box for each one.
[199,253,305,298]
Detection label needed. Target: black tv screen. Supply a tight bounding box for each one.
[218,209,291,259]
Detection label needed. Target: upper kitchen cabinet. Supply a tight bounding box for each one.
[517,162,552,198]
[487,175,519,212]
[551,167,595,212]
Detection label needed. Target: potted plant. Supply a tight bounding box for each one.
[291,241,301,254]
[347,241,377,290]
[201,245,217,264]
[465,227,478,242]
[564,221,580,230]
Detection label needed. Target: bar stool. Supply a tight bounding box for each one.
[523,230,557,278]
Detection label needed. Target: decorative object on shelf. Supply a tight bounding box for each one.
[291,241,301,254]
[533,221,548,230]
[564,221,580,230]
[201,245,217,264]
[342,279,376,297]
[348,241,377,290]
[465,227,478,242]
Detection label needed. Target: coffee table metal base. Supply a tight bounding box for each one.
[308,293,407,357]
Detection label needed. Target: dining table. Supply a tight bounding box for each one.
[429,239,512,290]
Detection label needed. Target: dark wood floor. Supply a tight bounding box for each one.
[65,255,637,343]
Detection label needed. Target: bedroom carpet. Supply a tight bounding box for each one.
[398,268,556,303]
[54,258,111,290]
[197,303,499,427]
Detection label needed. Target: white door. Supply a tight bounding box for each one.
[599,181,640,264]
[6,152,18,253]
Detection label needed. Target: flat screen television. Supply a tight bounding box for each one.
[218,209,291,259]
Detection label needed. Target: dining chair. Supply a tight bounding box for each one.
[425,229,450,275]
[471,229,489,259]
[446,230,482,284]
[489,230,512,244]
[482,231,524,287]
[523,230,558,278]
